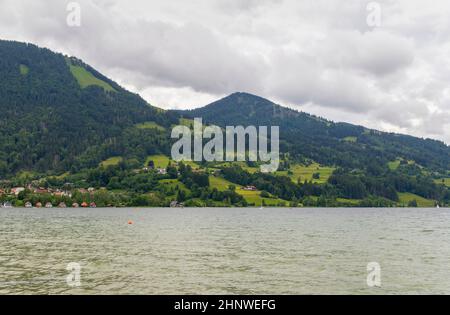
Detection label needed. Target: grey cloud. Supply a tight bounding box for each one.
[321,30,415,76]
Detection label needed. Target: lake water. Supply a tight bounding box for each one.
[0,208,449,295]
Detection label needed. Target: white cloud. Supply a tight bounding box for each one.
[0,0,449,143]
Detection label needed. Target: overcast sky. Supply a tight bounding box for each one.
[1,0,450,143]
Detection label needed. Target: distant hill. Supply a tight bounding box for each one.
[179,92,450,172]
[0,40,177,176]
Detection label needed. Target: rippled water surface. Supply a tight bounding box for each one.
[0,208,449,294]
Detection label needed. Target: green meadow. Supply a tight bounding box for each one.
[398,192,436,207]
[69,64,115,92]
[136,121,166,131]
[209,175,287,206]
[388,159,401,170]
[435,178,450,187]
[277,163,334,184]
[100,157,123,167]
[343,136,357,143]
[145,155,170,168]
[19,64,29,75]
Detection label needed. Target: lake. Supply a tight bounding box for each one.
[0,208,449,295]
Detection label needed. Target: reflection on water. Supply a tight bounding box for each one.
[0,208,449,294]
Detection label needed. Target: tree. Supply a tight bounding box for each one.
[176,190,186,202]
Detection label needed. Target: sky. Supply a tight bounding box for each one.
[1,0,450,143]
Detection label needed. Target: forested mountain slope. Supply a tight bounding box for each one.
[0,40,177,176]
[179,92,450,172]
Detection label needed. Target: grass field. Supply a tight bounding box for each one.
[388,159,401,170]
[209,176,236,191]
[145,155,170,168]
[242,166,260,174]
[100,157,123,167]
[343,136,357,143]
[336,198,361,205]
[277,163,334,184]
[55,172,70,179]
[209,176,287,206]
[20,64,29,76]
[135,121,166,131]
[398,192,436,207]
[69,65,115,92]
[435,178,450,187]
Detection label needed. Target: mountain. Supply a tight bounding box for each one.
[0,40,177,177]
[0,40,449,207]
[179,92,450,172]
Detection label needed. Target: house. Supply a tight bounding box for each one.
[78,188,89,194]
[88,187,95,193]
[242,186,258,191]
[11,187,25,196]
[53,190,69,197]
[0,189,5,195]
[34,188,49,194]
[25,202,33,208]
[63,191,72,198]
[157,168,167,175]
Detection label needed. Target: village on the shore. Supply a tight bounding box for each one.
[0,185,98,208]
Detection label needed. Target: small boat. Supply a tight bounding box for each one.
[35,202,43,208]
[81,202,89,208]
[72,203,80,208]
[25,202,33,208]
[58,202,67,208]
[90,202,97,208]
[45,202,53,208]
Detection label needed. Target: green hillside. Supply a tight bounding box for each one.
[69,64,115,92]
[0,40,449,208]
[0,40,177,177]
